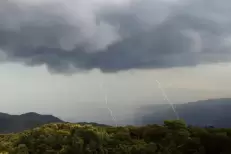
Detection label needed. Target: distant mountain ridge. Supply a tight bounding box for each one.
[136,98,231,128]
[0,112,63,133]
[1,98,231,133]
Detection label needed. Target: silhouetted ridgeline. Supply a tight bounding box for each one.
[136,98,231,127]
[1,98,231,134]
[0,112,63,133]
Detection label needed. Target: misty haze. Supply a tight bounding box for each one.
[0,0,231,154]
[0,0,231,126]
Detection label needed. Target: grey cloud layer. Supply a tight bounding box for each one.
[1,0,231,73]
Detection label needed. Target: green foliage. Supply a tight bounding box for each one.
[1,120,231,154]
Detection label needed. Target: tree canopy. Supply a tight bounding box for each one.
[1,120,231,154]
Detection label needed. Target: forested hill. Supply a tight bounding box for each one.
[1,120,231,154]
[0,112,63,133]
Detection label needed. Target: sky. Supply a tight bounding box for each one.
[0,0,231,125]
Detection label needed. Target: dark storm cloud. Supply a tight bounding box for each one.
[1,0,231,73]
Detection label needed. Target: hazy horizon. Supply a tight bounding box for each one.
[1,62,231,125]
[0,0,231,125]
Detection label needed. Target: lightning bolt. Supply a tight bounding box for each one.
[156,80,179,120]
[99,81,118,127]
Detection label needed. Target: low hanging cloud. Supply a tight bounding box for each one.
[1,0,231,73]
